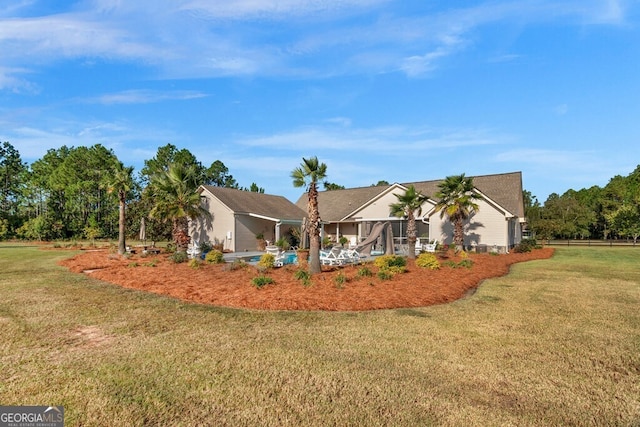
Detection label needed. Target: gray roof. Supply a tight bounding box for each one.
[295,171,524,222]
[201,186,307,221]
[295,185,393,222]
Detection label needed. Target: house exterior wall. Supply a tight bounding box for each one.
[235,215,274,252]
[190,191,235,251]
[353,191,402,219]
[428,198,516,252]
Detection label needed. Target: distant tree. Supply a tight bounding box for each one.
[372,180,390,186]
[205,160,239,188]
[0,141,27,237]
[149,163,211,252]
[291,157,327,275]
[606,203,640,243]
[248,183,265,193]
[389,185,428,259]
[108,162,135,255]
[433,174,483,251]
[323,182,345,191]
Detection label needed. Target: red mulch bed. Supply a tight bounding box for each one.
[57,248,554,311]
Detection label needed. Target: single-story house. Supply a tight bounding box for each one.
[190,185,307,252]
[294,171,526,253]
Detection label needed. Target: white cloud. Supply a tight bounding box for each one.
[82,90,208,105]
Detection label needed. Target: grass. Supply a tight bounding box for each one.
[1,244,639,426]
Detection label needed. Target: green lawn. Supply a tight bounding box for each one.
[1,245,639,426]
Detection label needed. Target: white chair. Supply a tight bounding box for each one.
[187,240,201,258]
[320,247,342,265]
[415,238,424,253]
[348,236,358,249]
[424,241,437,253]
[265,245,286,267]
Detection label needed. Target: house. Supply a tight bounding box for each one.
[294,172,526,253]
[190,185,307,252]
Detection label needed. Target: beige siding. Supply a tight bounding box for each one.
[353,191,401,219]
[429,199,510,251]
[235,216,274,252]
[190,191,236,251]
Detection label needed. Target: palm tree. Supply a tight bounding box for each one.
[390,185,428,259]
[108,162,134,255]
[149,163,210,252]
[291,156,327,274]
[433,174,483,252]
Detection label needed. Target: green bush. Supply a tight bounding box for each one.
[252,275,274,288]
[357,266,373,277]
[205,250,225,264]
[458,259,474,269]
[334,272,347,288]
[188,258,200,269]
[377,270,393,280]
[416,253,440,270]
[513,238,538,253]
[170,251,188,263]
[166,242,176,254]
[294,269,311,286]
[374,255,406,270]
[257,253,275,269]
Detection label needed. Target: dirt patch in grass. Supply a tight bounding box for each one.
[58,248,554,311]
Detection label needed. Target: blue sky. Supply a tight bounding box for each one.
[1,0,639,203]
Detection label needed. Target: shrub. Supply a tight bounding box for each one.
[458,259,474,269]
[166,242,176,254]
[224,259,247,271]
[294,269,311,286]
[188,258,200,269]
[199,241,213,253]
[357,266,373,277]
[170,251,188,263]
[513,238,538,253]
[377,270,393,280]
[459,250,468,259]
[416,253,440,270]
[334,272,347,288]
[252,275,274,288]
[127,262,139,268]
[257,253,275,269]
[374,255,406,270]
[205,250,225,264]
[143,260,157,267]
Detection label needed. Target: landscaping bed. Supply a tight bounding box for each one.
[58,248,554,311]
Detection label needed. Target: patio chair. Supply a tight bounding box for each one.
[423,241,437,253]
[339,248,361,264]
[265,245,286,267]
[320,247,342,266]
[186,240,201,259]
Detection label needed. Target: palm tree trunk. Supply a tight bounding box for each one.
[117,194,126,255]
[406,211,417,259]
[454,218,464,251]
[173,217,191,252]
[307,184,321,274]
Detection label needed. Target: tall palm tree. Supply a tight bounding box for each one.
[108,162,134,255]
[390,185,428,259]
[291,156,327,274]
[433,174,483,251]
[149,163,210,252]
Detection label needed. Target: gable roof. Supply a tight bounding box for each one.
[295,184,393,222]
[407,172,524,218]
[295,171,525,222]
[201,186,306,221]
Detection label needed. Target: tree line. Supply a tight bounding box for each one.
[0,141,263,243]
[525,165,640,242]
[1,139,639,244]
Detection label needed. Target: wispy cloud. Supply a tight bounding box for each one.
[0,0,631,87]
[82,90,209,105]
